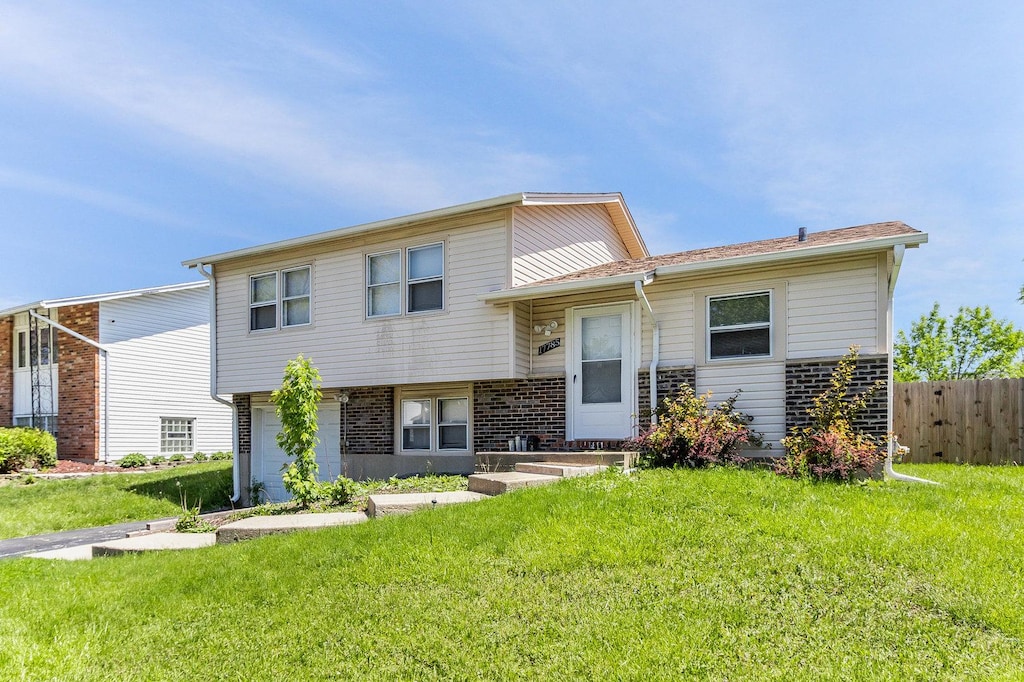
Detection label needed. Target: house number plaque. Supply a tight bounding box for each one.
[538,337,561,356]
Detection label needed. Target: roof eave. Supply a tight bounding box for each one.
[479,232,927,304]
[0,281,209,317]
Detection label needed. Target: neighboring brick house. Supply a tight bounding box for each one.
[183,192,926,503]
[0,282,233,462]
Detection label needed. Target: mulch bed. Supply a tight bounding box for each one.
[45,460,121,474]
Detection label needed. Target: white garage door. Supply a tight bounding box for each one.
[253,404,341,503]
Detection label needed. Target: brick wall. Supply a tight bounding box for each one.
[637,366,697,421]
[56,303,100,460]
[234,394,251,504]
[473,377,567,451]
[0,316,12,427]
[785,354,889,439]
[340,386,395,455]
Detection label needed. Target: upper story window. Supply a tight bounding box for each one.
[15,326,58,368]
[708,291,771,360]
[366,242,445,318]
[250,266,312,332]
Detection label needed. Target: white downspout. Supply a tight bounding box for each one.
[195,263,241,503]
[884,245,938,485]
[30,310,111,464]
[634,276,659,426]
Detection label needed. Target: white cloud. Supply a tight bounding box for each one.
[0,3,561,214]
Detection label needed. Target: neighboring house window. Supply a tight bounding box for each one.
[708,292,772,360]
[366,242,445,318]
[16,326,58,368]
[161,418,194,454]
[367,250,401,317]
[249,266,312,331]
[398,392,469,452]
[14,415,57,435]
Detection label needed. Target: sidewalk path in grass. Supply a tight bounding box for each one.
[0,519,173,560]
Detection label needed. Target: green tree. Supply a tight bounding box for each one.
[894,303,1024,381]
[270,355,323,507]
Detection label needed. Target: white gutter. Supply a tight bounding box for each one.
[195,263,241,503]
[634,279,660,426]
[28,310,111,464]
[882,245,938,485]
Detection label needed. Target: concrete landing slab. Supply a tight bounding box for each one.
[514,462,608,477]
[468,471,560,496]
[216,511,367,544]
[26,545,96,561]
[92,533,216,557]
[367,491,487,518]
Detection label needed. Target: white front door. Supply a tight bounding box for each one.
[569,303,635,440]
[254,404,340,503]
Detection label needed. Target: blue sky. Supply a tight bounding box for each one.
[1,1,1021,334]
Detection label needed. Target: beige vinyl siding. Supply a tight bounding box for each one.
[786,257,880,358]
[696,361,786,448]
[215,211,512,394]
[99,288,233,459]
[512,205,631,286]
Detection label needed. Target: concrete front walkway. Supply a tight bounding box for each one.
[11,461,614,561]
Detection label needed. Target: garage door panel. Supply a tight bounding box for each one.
[254,405,340,504]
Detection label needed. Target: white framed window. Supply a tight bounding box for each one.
[707,291,772,360]
[366,242,445,318]
[367,250,401,317]
[160,417,195,454]
[407,243,444,313]
[15,326,58,368]
[396,387,470,453]
[249,266,312,331]
[14,415,57,435]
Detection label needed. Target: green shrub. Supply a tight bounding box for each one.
[192,452,208,462]
[775,346,886,482]
[317,476,356,505]
[0,427,57,473]
[120,453,148,468]
[209,451,232,461]
[630,387,762,469]
[169,453,186,463]
[149,455,167,465]
[175,484,216,533]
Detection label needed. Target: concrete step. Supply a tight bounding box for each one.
[367,491,488,518]
[468,471,561,496]
[514,462,608,477]
[216,511,368,544]
[92,533,217,557]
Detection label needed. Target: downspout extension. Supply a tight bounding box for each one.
[634,277,659,426]
[884,245,938,485]
[196,263,241,503]
[29,310,111,464]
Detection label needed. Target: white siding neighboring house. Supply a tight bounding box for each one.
[0,282,232,462]
[182,192,926,504]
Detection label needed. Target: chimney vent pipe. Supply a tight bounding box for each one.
[798,226,807,242]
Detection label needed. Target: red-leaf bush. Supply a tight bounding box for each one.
[775,346,886,482]
[630,387,763,469]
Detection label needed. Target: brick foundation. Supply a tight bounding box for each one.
[637,366,697,421]
[473,377,567,452]
[341,385,394,455]
[785,355,889,439]
[0,317,12,427]
[56,304,100,460]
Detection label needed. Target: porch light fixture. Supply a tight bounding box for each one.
[534,320,558,336]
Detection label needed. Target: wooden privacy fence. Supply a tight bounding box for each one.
[893,379,1023,464]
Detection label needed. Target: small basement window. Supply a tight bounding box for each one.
[708,292,772,360]
[161,418,195,454]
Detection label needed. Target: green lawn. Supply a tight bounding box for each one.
[1,464,1022,679]
[0,462,233,539]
